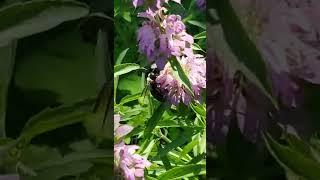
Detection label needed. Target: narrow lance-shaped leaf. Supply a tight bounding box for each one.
[144,102,170,140]
[263,133,320,180]
[0,0,89,46]
[158,164,206,180]
[158,130,194,158]
[169,57,194,96]
[114,63,144,77]
[19,99,95,144]
[116,48,129,65]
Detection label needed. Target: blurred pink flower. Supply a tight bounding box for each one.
[156,54,206,105]
[114,142,151,180]
[114,114,133,141]
[137,8,194,69]
[132,0,181,8]
[253,0,320,106]
[196,0,205,11]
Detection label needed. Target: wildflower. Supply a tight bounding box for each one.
[196,0,206,11]
[228,0,317,107]
[114,142,151,180]
[137,8,194,69]
[114,114,133,141]
[132,0,181,8]
[155,54,206,105]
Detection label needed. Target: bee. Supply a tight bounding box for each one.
[142,64,166,102]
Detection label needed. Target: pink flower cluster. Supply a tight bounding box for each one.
[133,0,181,9]
[136,0,206,105]
[137,7,194,69]
[114,115,151,179]
[115,142,151,180]
[156,55,206,105]
[254,0,320,106]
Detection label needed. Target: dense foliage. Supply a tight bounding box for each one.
[114,0,206,179]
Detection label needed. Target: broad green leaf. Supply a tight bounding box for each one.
[144,102,170,140]
[19,99,94,143]
[116,48,129,65]
[15,28,101,104]
[213,0,277,108]
[0,40,16,137]
[33,150,112,170]
[0,0,89,46]
[286,134,311,157]
[114,63,143,77]
[27,162,92,180]
[20,145,61,169]
[169,58,194,96]
[264,133,320,180]
[158,164,206,180]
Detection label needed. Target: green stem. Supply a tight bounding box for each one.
[0,41,17,138]
[156,130,193,161]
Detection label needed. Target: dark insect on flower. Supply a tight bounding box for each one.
[142,64,166,102]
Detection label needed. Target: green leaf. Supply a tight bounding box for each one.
[213,0,277,108]
[27,162,93,180]
[119,93,141,106]
[194,31,206,40]
[20,145,61,169]
[187,153,206,165]
[180,138,199,159]
[114,63,143,77]
[144,102,170,140]
[122,11,131,22]
[15,28,101,104]
[95,29,108,88]
[191,43,205,52]
[19,99,94,143]
[33,150,112,170]
[159,146,172,170]
[0,0,89,46]
[187,20,206,29]
[69,139,96,152]
[286,134,311,157]
[190,102,206,117]
[169,58,194,96]
[159,131,193,158]
[158,164,206,180]
[115,48,129,65]
[264,133,320,180]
